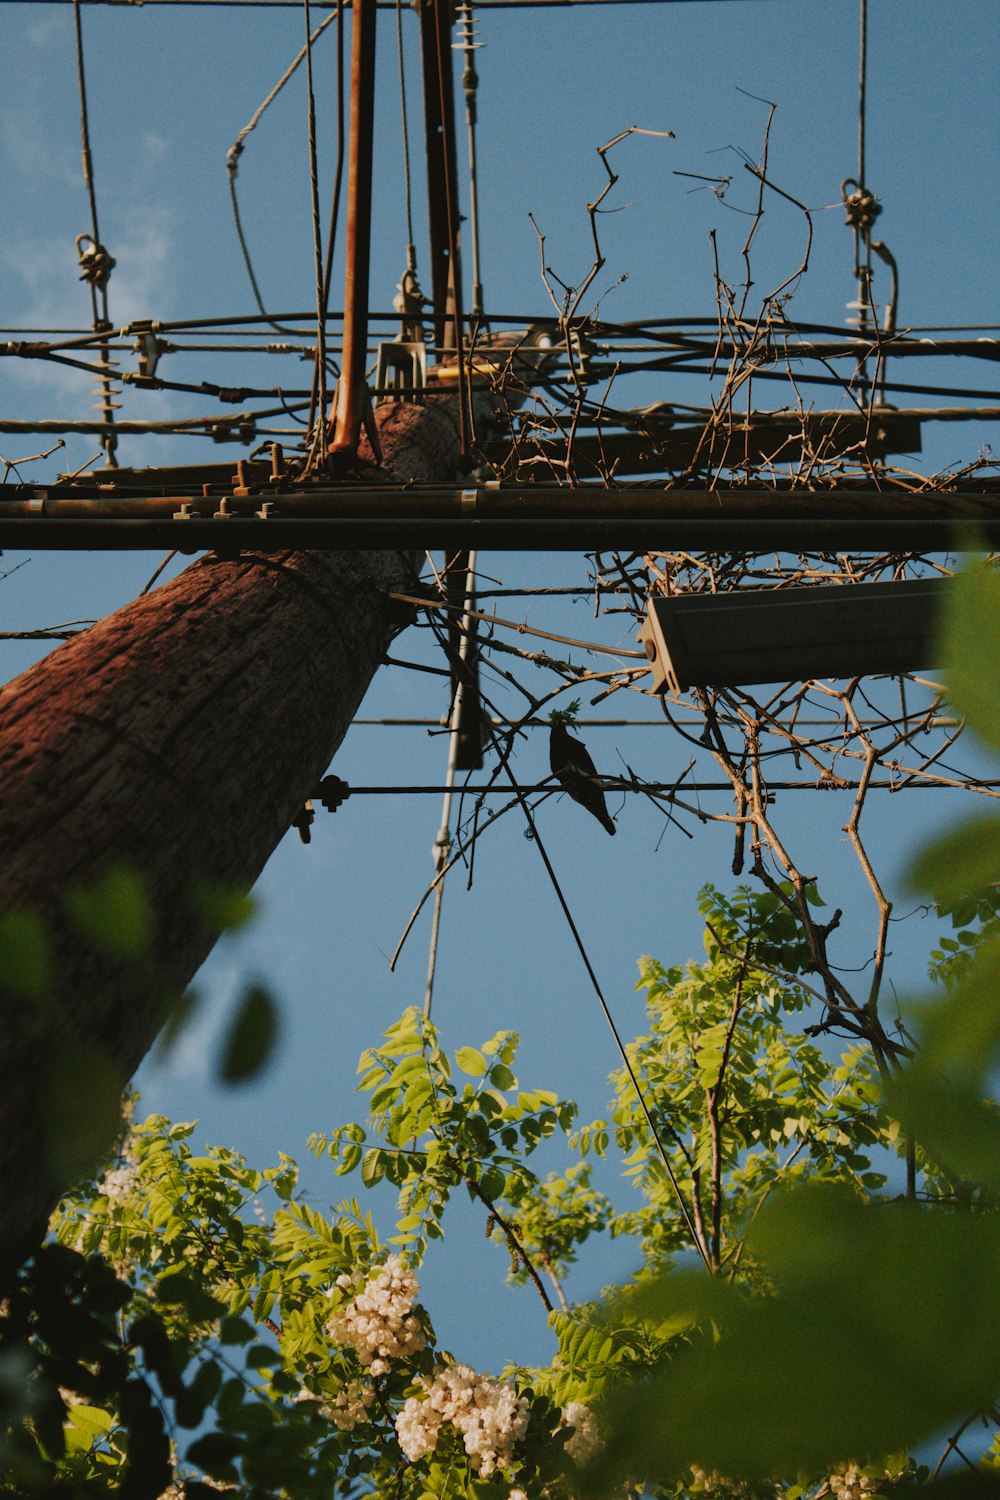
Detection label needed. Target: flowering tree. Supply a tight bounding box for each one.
[2,566,1000,1496]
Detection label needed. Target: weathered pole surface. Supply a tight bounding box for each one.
[0,395,466,1264]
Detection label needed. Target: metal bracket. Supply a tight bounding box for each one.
[375,339,427,405]
[125,318,169,379]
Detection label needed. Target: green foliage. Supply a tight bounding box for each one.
[589,882,888,1275]
[500,1161,612,1290]
[5,1015,587,1495]
[310,1006,577,1267]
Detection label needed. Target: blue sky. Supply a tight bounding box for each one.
[1,0,998,1373]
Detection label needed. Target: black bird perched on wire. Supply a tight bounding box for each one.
[548,709,616,835]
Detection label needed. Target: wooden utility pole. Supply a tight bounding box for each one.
[0,395,467,1263]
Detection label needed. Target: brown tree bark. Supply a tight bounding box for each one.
[0,396,467,1263]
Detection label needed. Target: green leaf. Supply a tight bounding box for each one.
[192,1360,222,1407]
[361,1149,386,1187]
[218,983,280,1085]
[907,814,1000,904]
[885,1067,1000,1191]
[479,1167,505,1201]
[43,1041,125,1189]
[189,879,256,935]
[64,863,153,962]
[597,1186,1000,1484]
[910,933,1000,1079]
[939,556,1000,752]
[245,1344,277,1370]
[338,1142,364,1175]
[186,1432,241,1479]
[66,1403,114,1438]
[455,1047,487,1075]
[219,1317,257,1346]
[489,1063,516,1090]
[155,1271,227,1322]
[0,907,52,1000]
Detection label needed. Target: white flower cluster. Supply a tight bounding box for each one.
[828,1464,881,1500]
[322,1379,376,1432]
[325,1255,426,1376]
[99,1164,138,1202]
[561,1400,602,1465]
[394,1364,530,1477]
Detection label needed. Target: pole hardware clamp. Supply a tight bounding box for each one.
[316,775,350,813]
[124,319,170,379]
[75,233,116,290]
[292,801,315,844]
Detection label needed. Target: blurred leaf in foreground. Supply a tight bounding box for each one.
[218,983,280,1085]
[595,1185,1000,1486]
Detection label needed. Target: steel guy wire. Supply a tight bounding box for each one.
[423,551,479,1019]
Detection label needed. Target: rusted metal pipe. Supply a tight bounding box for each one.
[329,0,378,463]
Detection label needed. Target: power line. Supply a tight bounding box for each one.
[314,779,1000,795]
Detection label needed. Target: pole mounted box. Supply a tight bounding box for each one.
[638,577,947,693]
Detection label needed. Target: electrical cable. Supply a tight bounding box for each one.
[225,9,338,335]
[456,1,484,319]
[72,0,119,466]
[402,597,715,1262]
[72,0,102,279]
[494,753,713,1269]
[423,551,479,1017]
[388,591,646,658]
[308,778,1000,795]
[395,0,416,256]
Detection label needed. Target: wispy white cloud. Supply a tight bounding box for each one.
[24,12,68,50]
